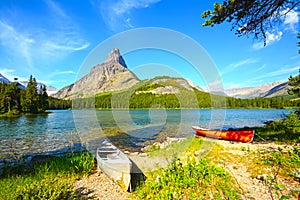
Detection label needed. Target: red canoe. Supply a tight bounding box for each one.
[192,126,254,143]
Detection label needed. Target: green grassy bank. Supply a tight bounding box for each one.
[0,151,94,200]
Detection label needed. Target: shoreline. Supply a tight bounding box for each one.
[1,134,299,199]
[74,138,300,199]
[0,125,294,171]
[0,111,52,118]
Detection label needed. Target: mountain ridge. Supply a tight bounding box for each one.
[17,48,290,100]
[223,82,290,98]
[53,46,290,99]
[53,48,139,99]
[0,74,58,92]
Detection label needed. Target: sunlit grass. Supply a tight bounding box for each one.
[0,151,94,200]
[146,136,194,158]
[135,137,243,199]
[252,145,300,178]
[134,156,242,199]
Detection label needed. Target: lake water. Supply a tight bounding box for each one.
[0,109,291,161]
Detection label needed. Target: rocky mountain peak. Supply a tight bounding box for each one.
[104,48,127,68]
[54,48,139,99]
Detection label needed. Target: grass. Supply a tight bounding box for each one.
[244,145,300,199]
[135,137,243,199]
[0,151,95,200]
[249,145,300,183]
[134,157,242,200]
[146,136,194,158]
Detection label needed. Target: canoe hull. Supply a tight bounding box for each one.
[192,126,254,143]
[96,140,132,191]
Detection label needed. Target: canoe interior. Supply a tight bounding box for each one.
[192,126,254,143]
[96,140,132,191]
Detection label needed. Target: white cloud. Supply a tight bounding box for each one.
[225,82,242,89]
[112,0,159,14]
[46,0,68,19]
[100,0,160,31]
[289,55,300,60]
[252,31,283,50]
[125,18,134,28]
[0,67,76,86]
[254,64,267,72]
[0,0,89,68]
[255,66,299,79]
[283,9,299,32]
[252,9,298,50]
[48,70,76,78]
[222,58,260,74]
[0,68,15,76]
[0,21,35,67]
[0,68,28,82]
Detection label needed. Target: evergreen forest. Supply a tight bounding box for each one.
[73,84,299,109]
[0,75,71,115]
[2,75,299,113]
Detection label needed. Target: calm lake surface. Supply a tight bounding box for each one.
[0,109,291,160]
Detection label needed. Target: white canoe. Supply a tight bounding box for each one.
[96,139,132,191]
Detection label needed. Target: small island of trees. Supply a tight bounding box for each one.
[0,75,71,116]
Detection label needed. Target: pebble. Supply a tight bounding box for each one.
[139,153,148,157]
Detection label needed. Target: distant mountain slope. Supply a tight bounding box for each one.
[0,73,10,84]
[46,86,58,96]
[54,48,139,99]
[262,82,290,98]
[20,81,58,95]
[224,82,289,98]
[0,74,25,90]
[1,73,58,94]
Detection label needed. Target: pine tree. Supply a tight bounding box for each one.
[39,85,49,112]
[0,83,6,113]
[22,75,39,113]
[3,82,20,113]
[288,70,300,97]
[202,0,300,45]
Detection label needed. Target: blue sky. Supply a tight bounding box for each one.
[0,0,299,90]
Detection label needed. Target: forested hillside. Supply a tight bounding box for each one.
[72,78,299,109]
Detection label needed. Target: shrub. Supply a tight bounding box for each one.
[283,112,300,133]
[257,111,300,143]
